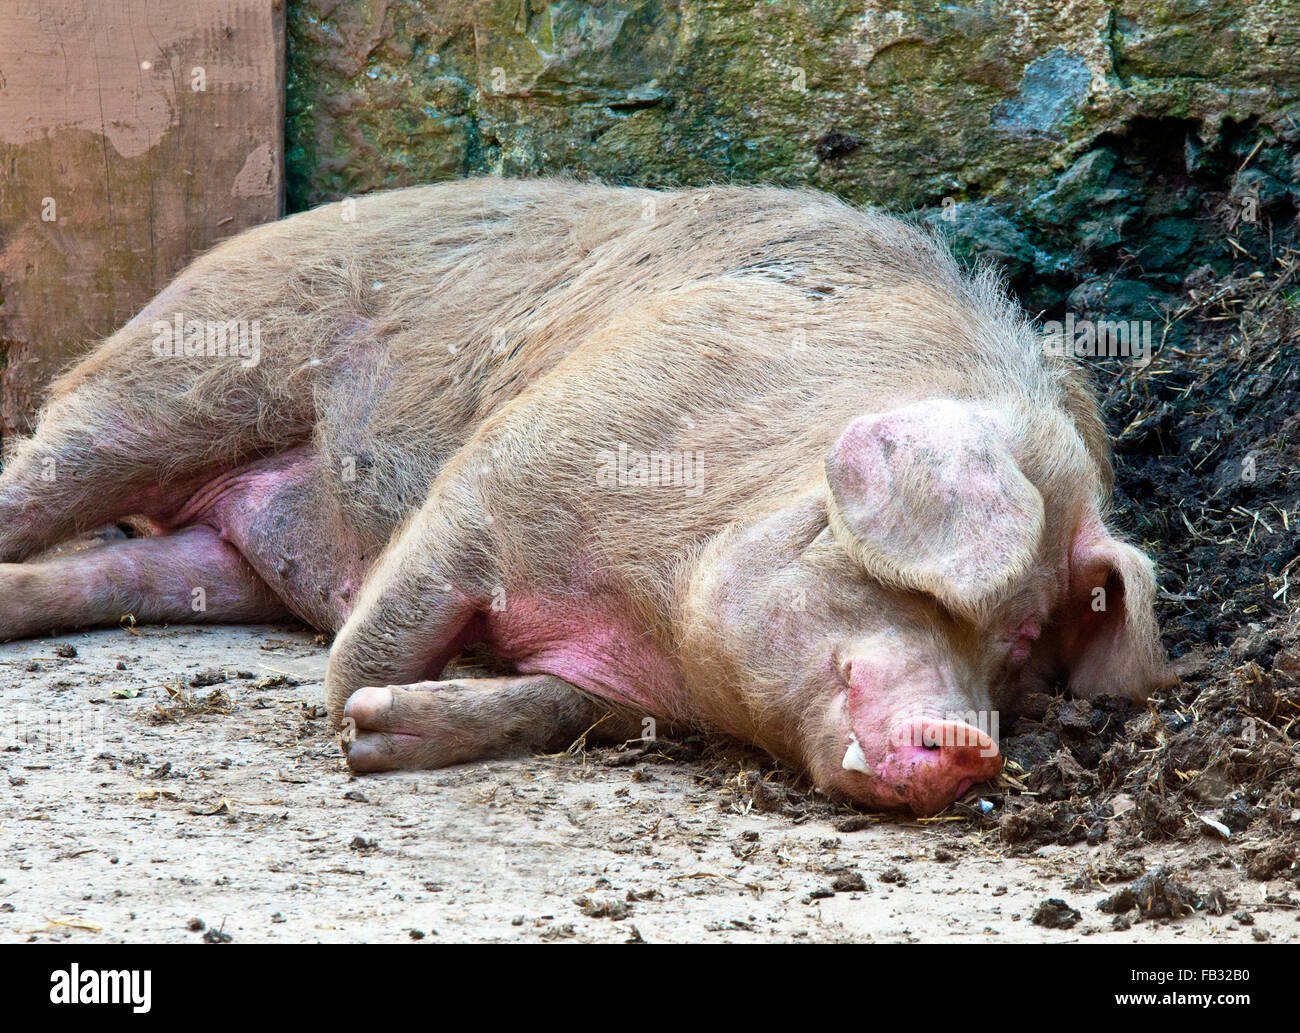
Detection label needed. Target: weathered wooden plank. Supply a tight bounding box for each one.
[0,0,285,442]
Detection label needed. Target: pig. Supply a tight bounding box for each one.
[0,177,1166,815]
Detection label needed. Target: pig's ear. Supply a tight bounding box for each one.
[825,399,1044,621]
[1058,523,1166,700]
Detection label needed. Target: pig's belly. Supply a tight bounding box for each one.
[165,447,375,633]
[485,594,688,718]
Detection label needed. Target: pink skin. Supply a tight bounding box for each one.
[0,449,370,643]
[869,717,1001,815]
[485,594,692,717]
[162,449,370,633]
[1005,618,1042,663]
[337,588,690,774]
[0,461,219,565]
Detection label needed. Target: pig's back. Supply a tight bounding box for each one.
[288,178,956,537]
[391,183,1110,633]
[310,179,1099,549]
[113,177,1094,548]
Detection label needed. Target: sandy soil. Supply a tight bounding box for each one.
[1,623,1293,944]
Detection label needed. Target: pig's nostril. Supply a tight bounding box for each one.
[885,718,1002,814]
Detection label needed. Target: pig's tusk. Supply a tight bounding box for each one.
[841,733,870,774]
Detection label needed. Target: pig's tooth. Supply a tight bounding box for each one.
[841,733,870,774]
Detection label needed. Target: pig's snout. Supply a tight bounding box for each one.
[850,718,1002,816]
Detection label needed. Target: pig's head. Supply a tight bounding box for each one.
[683,398,1165,816]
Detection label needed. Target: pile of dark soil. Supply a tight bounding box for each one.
[991,244,1299,877]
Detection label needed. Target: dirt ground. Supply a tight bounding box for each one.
[0,621,1295,944]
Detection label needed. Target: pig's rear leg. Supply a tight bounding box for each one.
[0,448,369,641]
[170,448,372,634]
[342,675,644,771]
[0,315,308,564]
[0,526,288,641]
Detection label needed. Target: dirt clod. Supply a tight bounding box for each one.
[1099,866,1201,920]
[1245,846,1295,881]
[575,896,631,920]
[1032,899,1081,930]
[831,871,867,892]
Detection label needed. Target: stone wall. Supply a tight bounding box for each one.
[286,0,1300,312]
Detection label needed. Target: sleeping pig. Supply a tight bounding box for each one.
[0,177,1165,815]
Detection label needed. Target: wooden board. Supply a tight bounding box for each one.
[0,0,285,441]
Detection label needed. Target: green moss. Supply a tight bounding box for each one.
[285,0,1300,304]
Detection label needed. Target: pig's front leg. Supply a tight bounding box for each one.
[341,675,643,771]
[322,471,646,771]
[322,487,487,722]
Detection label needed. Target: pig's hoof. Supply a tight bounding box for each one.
[341,683,465,772]
[339,674,584,772]
[342,685,413,771]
